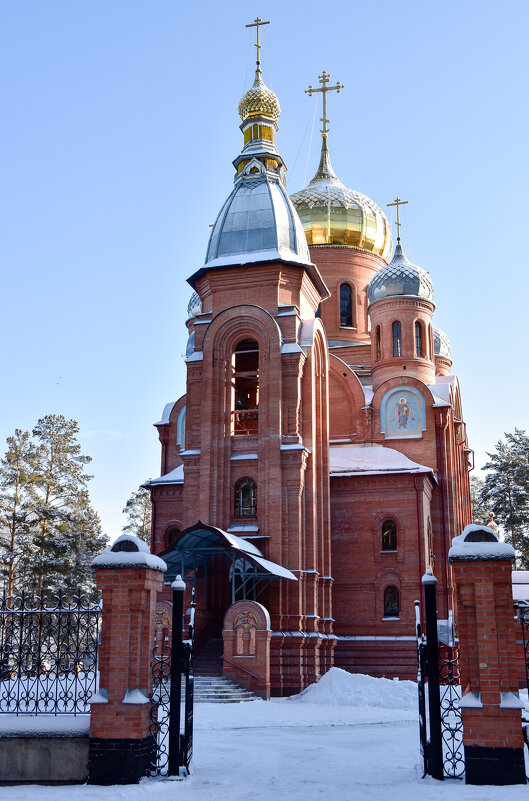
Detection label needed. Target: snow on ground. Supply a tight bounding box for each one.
[1,669,528,800]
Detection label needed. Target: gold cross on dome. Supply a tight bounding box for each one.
[387,197,409,242]
[305,71,344,135]
[246,17,270,66]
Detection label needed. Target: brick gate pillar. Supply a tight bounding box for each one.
[88,534,167,784]
[449,524,526,785]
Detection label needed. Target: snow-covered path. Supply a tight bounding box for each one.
[1,671,528,800]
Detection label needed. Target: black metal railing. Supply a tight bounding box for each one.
[439,643,464,779]
[0,589,101,715]
[149,584,195,777]
[416,577,464,781]
[514,602,529,692]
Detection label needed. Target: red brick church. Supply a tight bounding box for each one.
[146,44,472,695]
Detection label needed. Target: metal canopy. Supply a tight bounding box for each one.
[158,521,296,604]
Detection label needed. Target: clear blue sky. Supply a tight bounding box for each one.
[1,0,528,541]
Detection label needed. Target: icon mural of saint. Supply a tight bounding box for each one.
[392,397,415,428]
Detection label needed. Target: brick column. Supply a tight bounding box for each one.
[449,524,526,785]
[88,534,166,784]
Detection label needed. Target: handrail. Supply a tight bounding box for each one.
[222,657,258,680]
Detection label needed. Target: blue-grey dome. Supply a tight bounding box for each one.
[367,243,434,306]
[204,158,311,269]
[434,327,451,358]
[187,291,201,320]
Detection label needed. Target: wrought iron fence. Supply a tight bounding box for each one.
[439,643,464,779]
[0,589,101,715]
[149,585,195,777]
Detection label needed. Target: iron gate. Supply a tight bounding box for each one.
[415,575,464,781]
[150,581,195,777]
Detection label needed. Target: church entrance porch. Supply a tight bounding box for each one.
[157,522,296,695]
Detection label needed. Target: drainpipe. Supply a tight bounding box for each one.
[414,474,425,630]
[436,412,450,618]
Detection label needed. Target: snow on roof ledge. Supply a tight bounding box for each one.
[154,401,176,426]
[91,534,167,572]
[329,444,433,478]
[448,525,515,563]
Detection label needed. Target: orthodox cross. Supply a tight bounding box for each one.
[387,197,409,243]
[305,71,344,135]
[246,17,270,67]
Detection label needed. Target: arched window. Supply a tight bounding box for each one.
[384,586,399,618]
[176,406,186,449]
[392,321,402,357]
[340,283,353,327]
[375,326,382,360]
[381,519,397,551]
[415,322,423,357]
[232,339,259,435]
[166,527,181,549]
[234,478,257,518]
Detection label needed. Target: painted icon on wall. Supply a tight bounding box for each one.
[381,387,425,439]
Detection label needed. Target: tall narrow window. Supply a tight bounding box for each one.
[392,321,402,357]
[340,283,353,327]
[381,519,397,551]
[176,406,186,449]
[384,586,399,618]
[375,326,381,360]
[233,339,259,435]
[234,478,257,518]
[415,322,423,357]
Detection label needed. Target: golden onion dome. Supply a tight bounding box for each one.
[238,67,281,123]
[290,138,392,262]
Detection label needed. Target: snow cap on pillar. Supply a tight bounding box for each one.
[448,524,515,562]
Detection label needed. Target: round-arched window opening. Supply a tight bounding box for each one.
[166,527,181,548]
[381,520,397,551]
[234,478,257,518]
[340,283,353,327]
[384,586,399,618]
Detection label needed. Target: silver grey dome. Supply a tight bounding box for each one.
[187,291,201,320]
[434,327,451,358]
[204,158,311,269]
[367,243,434,305]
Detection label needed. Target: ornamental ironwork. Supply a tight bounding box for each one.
[0,589,101,715]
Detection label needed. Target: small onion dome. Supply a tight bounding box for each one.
[367,243,434,305]
[433,327,451,358]
[238,68,280,123]
[203,158,311,269]
[290,138,392,261]
[187,291,201,320]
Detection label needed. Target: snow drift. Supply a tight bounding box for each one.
[291,667,416,710]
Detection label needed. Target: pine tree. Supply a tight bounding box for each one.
[29,415,105,596]
[0,430,38,596]
[481,429,529,567]
[469,474,485,523]
[122,483,152,545]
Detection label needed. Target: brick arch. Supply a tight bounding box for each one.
[329,354,366,439]
[371,375,437,441]
[312,324,331,587]
[196,304,283,526]
[375,567,403,621]
[164,520,184,549]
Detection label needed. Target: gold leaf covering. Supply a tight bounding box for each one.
[238,69,281,123]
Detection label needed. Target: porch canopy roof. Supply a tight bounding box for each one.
[158,521,297,584]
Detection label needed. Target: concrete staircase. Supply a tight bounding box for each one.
[194,637,223,677]
[185,675,258,703]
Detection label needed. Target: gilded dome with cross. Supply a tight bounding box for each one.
[290,71,391,261]
[238,68,281,123]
